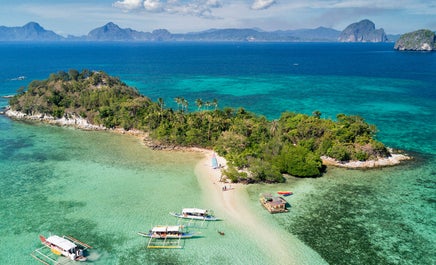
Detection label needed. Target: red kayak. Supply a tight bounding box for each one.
[277,191,293,196]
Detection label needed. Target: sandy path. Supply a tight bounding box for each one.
[194,151,327,265]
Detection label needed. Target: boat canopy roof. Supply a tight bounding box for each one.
[46,235,77,251]
[182,208,207,214]
[152,226,181,233]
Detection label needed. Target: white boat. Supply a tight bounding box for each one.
[138,225,198,249]
[138,225,195,239]
[31,234,91,263]
[170,208,219,221]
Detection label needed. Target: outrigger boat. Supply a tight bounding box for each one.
[170,208,219,221]
[31,234,91,264]
[138,225,198,249]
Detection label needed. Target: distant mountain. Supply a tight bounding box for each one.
[0,22,63,41]
[338,19,387,42]
[86,22,149,41]
[276,27,341,42]
[75,23,341,42]
[173,27,340,42]
[394,29,436,51]
[387,34,401,42]
[1,21,410,43]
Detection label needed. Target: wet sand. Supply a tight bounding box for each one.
[194,151,327,265]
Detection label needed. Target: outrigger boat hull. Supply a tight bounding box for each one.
[138,225,199,249]
[32,234,91,263]
[169,212,219,221]
[137,231,195,239]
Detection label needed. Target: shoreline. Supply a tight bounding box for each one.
[321,151,411,169]
[194,151,327,264]
[3,108,412,263]
[3,108,412,169]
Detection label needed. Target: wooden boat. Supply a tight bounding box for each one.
[138,225,198,249]
[260,193,289,214]
[138,225,196,239]
[277,191,293,196]
[31,234,91,264]
[170,208,219,221]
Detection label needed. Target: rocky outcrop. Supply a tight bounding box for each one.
[338,19,387,42]
[394,29,436,51]
[4,109,105,130]
[321,149,411,169]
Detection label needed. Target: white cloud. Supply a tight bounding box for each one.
[143,0,164,12]
[251,0,276,10]
[113,0,223,17]
[113,0,143,11]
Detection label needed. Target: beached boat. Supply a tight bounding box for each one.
[211,153,219,169]
[31,234,91,264]
[170,208,219,221]
[260,193,289,214]
[138,225,198,249]
[277,191,293,196]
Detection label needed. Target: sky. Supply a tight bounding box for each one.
[0,0,435,36]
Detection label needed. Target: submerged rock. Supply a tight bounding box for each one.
[394,29,436,51]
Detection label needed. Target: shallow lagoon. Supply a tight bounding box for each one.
[0,42,434,264]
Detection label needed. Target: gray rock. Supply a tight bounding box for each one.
[338,19,387,42]
[394,29,436,51]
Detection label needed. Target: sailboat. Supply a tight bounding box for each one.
[211,153,218,169]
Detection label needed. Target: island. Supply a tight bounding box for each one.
[338,19,387,42]
[394,29,436,51]
[4,70,409,183]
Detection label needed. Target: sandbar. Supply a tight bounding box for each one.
[194,151,327,265]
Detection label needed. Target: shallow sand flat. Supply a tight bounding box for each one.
[194,152,327,265]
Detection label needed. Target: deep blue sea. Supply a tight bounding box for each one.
[0,42,435,265]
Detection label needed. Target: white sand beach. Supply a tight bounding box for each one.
[194,151,327,265]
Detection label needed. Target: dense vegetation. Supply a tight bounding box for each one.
[9,70,390,182]
[394,29,436,51]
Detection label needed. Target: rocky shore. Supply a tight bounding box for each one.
[4,109,106,130]
[3,108,411,170]
[321,149,411,169]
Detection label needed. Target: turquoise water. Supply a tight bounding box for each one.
[0,42,435,264]
[0,120,276,265]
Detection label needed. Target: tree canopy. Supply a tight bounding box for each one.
[9,69,390,182]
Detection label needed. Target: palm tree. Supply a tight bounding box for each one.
[212,98,218,110]
[195,98,203,111]
[205,101,211,110]
[157,97,165,112]
[312,110,322,119]
[174,97,182,111]
[270,120,278,136]
[181,98,188,112]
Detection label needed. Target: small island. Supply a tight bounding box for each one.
[338,19,387,43]
[4,70,409,182]
[394,29,436,51]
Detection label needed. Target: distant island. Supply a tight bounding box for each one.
[0,20,403,42]
[394,29,436,51]
[338,19,387,42]
[4,70,409,183]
